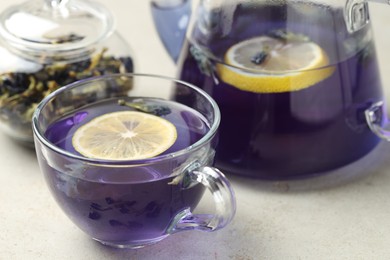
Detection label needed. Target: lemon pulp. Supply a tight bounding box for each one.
[216,35,335,93]
[72,111,177,160]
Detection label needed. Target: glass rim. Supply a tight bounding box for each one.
[32,73,221,166]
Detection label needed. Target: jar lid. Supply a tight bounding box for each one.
[0,0,115,60]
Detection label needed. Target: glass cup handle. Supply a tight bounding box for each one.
[365,101,390,140]
[168,165,236,233]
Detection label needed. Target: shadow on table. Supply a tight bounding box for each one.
[225,140,390,193]
[0,133,40,172]
[1,131,37,154]
[89,217,265,260]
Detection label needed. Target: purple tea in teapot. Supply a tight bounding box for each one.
[153,1,386,180]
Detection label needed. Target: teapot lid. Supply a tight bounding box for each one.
[0,0,114,59]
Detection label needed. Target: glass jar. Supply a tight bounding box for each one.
[0,0,135,146]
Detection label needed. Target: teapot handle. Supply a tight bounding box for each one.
[365,102,390,141]
[345,0,389,33]
[363,0,390,140]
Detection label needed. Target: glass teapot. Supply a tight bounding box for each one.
[151,0,390,180]
[0,0,135,146]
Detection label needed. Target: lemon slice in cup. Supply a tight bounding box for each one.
[72,111,177,160]
[216,35,335,93]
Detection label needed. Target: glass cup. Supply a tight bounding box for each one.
[32,73,236,249]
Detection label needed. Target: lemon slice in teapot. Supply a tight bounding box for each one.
[216,32,335,93]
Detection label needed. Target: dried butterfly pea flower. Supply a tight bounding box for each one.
[0,48,134,138]
[267,29,310,43]
[118,99,171,117]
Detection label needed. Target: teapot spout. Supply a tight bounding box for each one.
[151,0,191,62]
